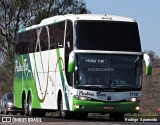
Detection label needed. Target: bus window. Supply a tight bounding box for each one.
[18,32,28,54]
[49,21,65,49]
[40,27,49,51]
[65,20,73,86]
[16,29,37,54]
[75,21,141,52]
[49,25,57,49]
[28,30,37,53]
[65,21,73,54]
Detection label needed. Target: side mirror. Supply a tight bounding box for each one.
[68,51,75,73]
[143,54,152,75]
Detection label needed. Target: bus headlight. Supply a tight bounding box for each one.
[74,95,91,101]
[126,97,140,102]
[135,106,140,111]
[131,97,137,102]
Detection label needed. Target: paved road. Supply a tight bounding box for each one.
[0,114,159,125]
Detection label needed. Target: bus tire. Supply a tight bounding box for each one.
[59,96,70,119]
[28,95,35,116]
[23,98,29,116]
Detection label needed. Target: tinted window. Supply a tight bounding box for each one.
[16,32,28,54]
[49,21,65,49]
[16,29,37,54]
[65,21,73,86]
[39,27,49,51]
[65,21,73,52]
[76,54,142,89]
[16,21,65,54]
[28,30,37,53]
[75,21,141,52]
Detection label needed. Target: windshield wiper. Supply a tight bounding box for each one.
[116,84,136,88]
[76,85,109,89]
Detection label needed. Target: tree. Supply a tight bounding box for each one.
[0,0,90,53]
[0,0,90,93]
[0,0,35,51]
[32,0,91,24]
[144,50,159,60]
[144,50,160,68]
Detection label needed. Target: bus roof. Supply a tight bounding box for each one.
[17,14,136,33]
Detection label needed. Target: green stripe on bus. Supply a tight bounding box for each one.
[56,48,70,110]
[25,54,41,108]
[73,97,140,113]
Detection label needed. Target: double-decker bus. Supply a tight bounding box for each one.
[14,14,152,120]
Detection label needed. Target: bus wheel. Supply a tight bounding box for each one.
[59,97,70,118]
[28,95,34,116]
[109,113,124,121]
[23,98,28,116]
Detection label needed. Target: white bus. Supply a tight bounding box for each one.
[14,14,152,120]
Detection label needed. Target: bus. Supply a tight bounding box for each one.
[14,14,152,120]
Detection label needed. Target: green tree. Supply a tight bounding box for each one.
[0,0,90,93]
[0,0,90,52]
[32,0,91,24]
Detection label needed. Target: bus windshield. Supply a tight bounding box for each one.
[75,54,142,90]
[75,21,141,52]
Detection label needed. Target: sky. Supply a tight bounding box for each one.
[85,0,160,57]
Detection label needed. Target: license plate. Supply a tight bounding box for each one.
[104,106,114,110]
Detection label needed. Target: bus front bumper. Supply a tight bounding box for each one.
[72,97,140,113]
